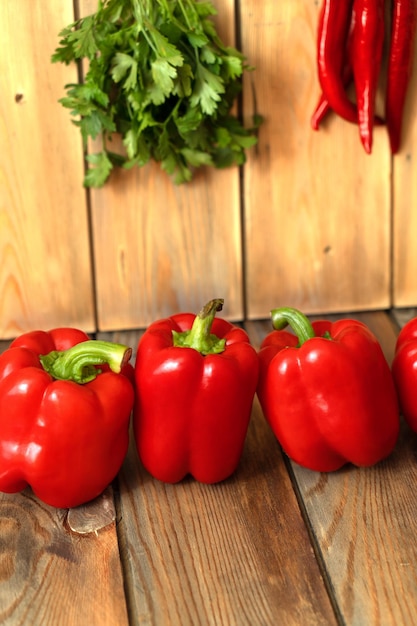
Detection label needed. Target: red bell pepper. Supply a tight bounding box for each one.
[257,308,400,472]
[0,328,134,508]
[392,316,417,431]
[133,299,259,483]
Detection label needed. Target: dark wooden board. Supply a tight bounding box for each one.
[0,488,129,625]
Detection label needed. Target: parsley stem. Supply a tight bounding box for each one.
[131,0,143,23]
[178,0,192,31]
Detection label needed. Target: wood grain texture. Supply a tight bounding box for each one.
[89,162,243,330]
[66,486,116,534]
[392,34,417,308]
[114,328,337,626]
[291,438,417,626]
[248,313,417,626]
[0,490,128,626]
[79,0,244,331]
[0,0,95,339]
[391,307,417,330]
[241,0,391,318]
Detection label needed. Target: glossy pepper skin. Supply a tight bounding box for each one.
[316,0,359,124]
[312,0,356,129]
[386,0,417,153]
[392,317,417,431]
[0,328,134,508]
[312,0,409,151]
[257,308,400,472]
[133,299,259,484]
[351,0,385,153]
[311,60,354,130]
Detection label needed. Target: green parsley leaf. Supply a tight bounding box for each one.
[191,64,224,115]
[187,33,209,48]
[172,64,193,98]
[150,30,184,67]
[151,58,178,97]
[84,152,113,187]
[181,148,213,167]
[51,0,261,187]
[175,107,203,135]
[222,55,243,80]
[111,53,138,91]
[54,16,98,61]
[123,132,151,166]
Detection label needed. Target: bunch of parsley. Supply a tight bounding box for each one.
[51,0,261,187]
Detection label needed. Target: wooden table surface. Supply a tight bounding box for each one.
[1,309,417,626]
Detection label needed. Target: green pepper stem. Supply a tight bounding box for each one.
[172,298,226,355]
[270,307,316,346]
[39,340,132,384]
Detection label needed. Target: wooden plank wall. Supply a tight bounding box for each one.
[1,0,416,339]
[0,0,96,339]
[393,39,417,307]
[242,0,392,317]
[80,0,244,329]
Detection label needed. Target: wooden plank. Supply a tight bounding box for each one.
[391,307,417,329]
[79,0,244,331]
[0,488,129,626]
[0,0,95,339]
[114,329,337,626]
[248,312,417,625]
[392,39,417,308]
[241,0,391,318]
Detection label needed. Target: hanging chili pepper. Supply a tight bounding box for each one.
[316,0,359,124]
[348,0,385,153]
[312,0,417,152]
[312,3,356,130]
[312,5,385,131]
[385,0,417,153]
[311,66,354,130]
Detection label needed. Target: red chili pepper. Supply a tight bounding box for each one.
[311,69,353,130]
[0,328,134,508]
[316,0,359,124]
[392,317,417,431]
[257,308,400,472]
[311,5,385,131]
[385,0,417,153]
[133,299,259,483]
[312,4,356,130]
[350,0,385,153]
